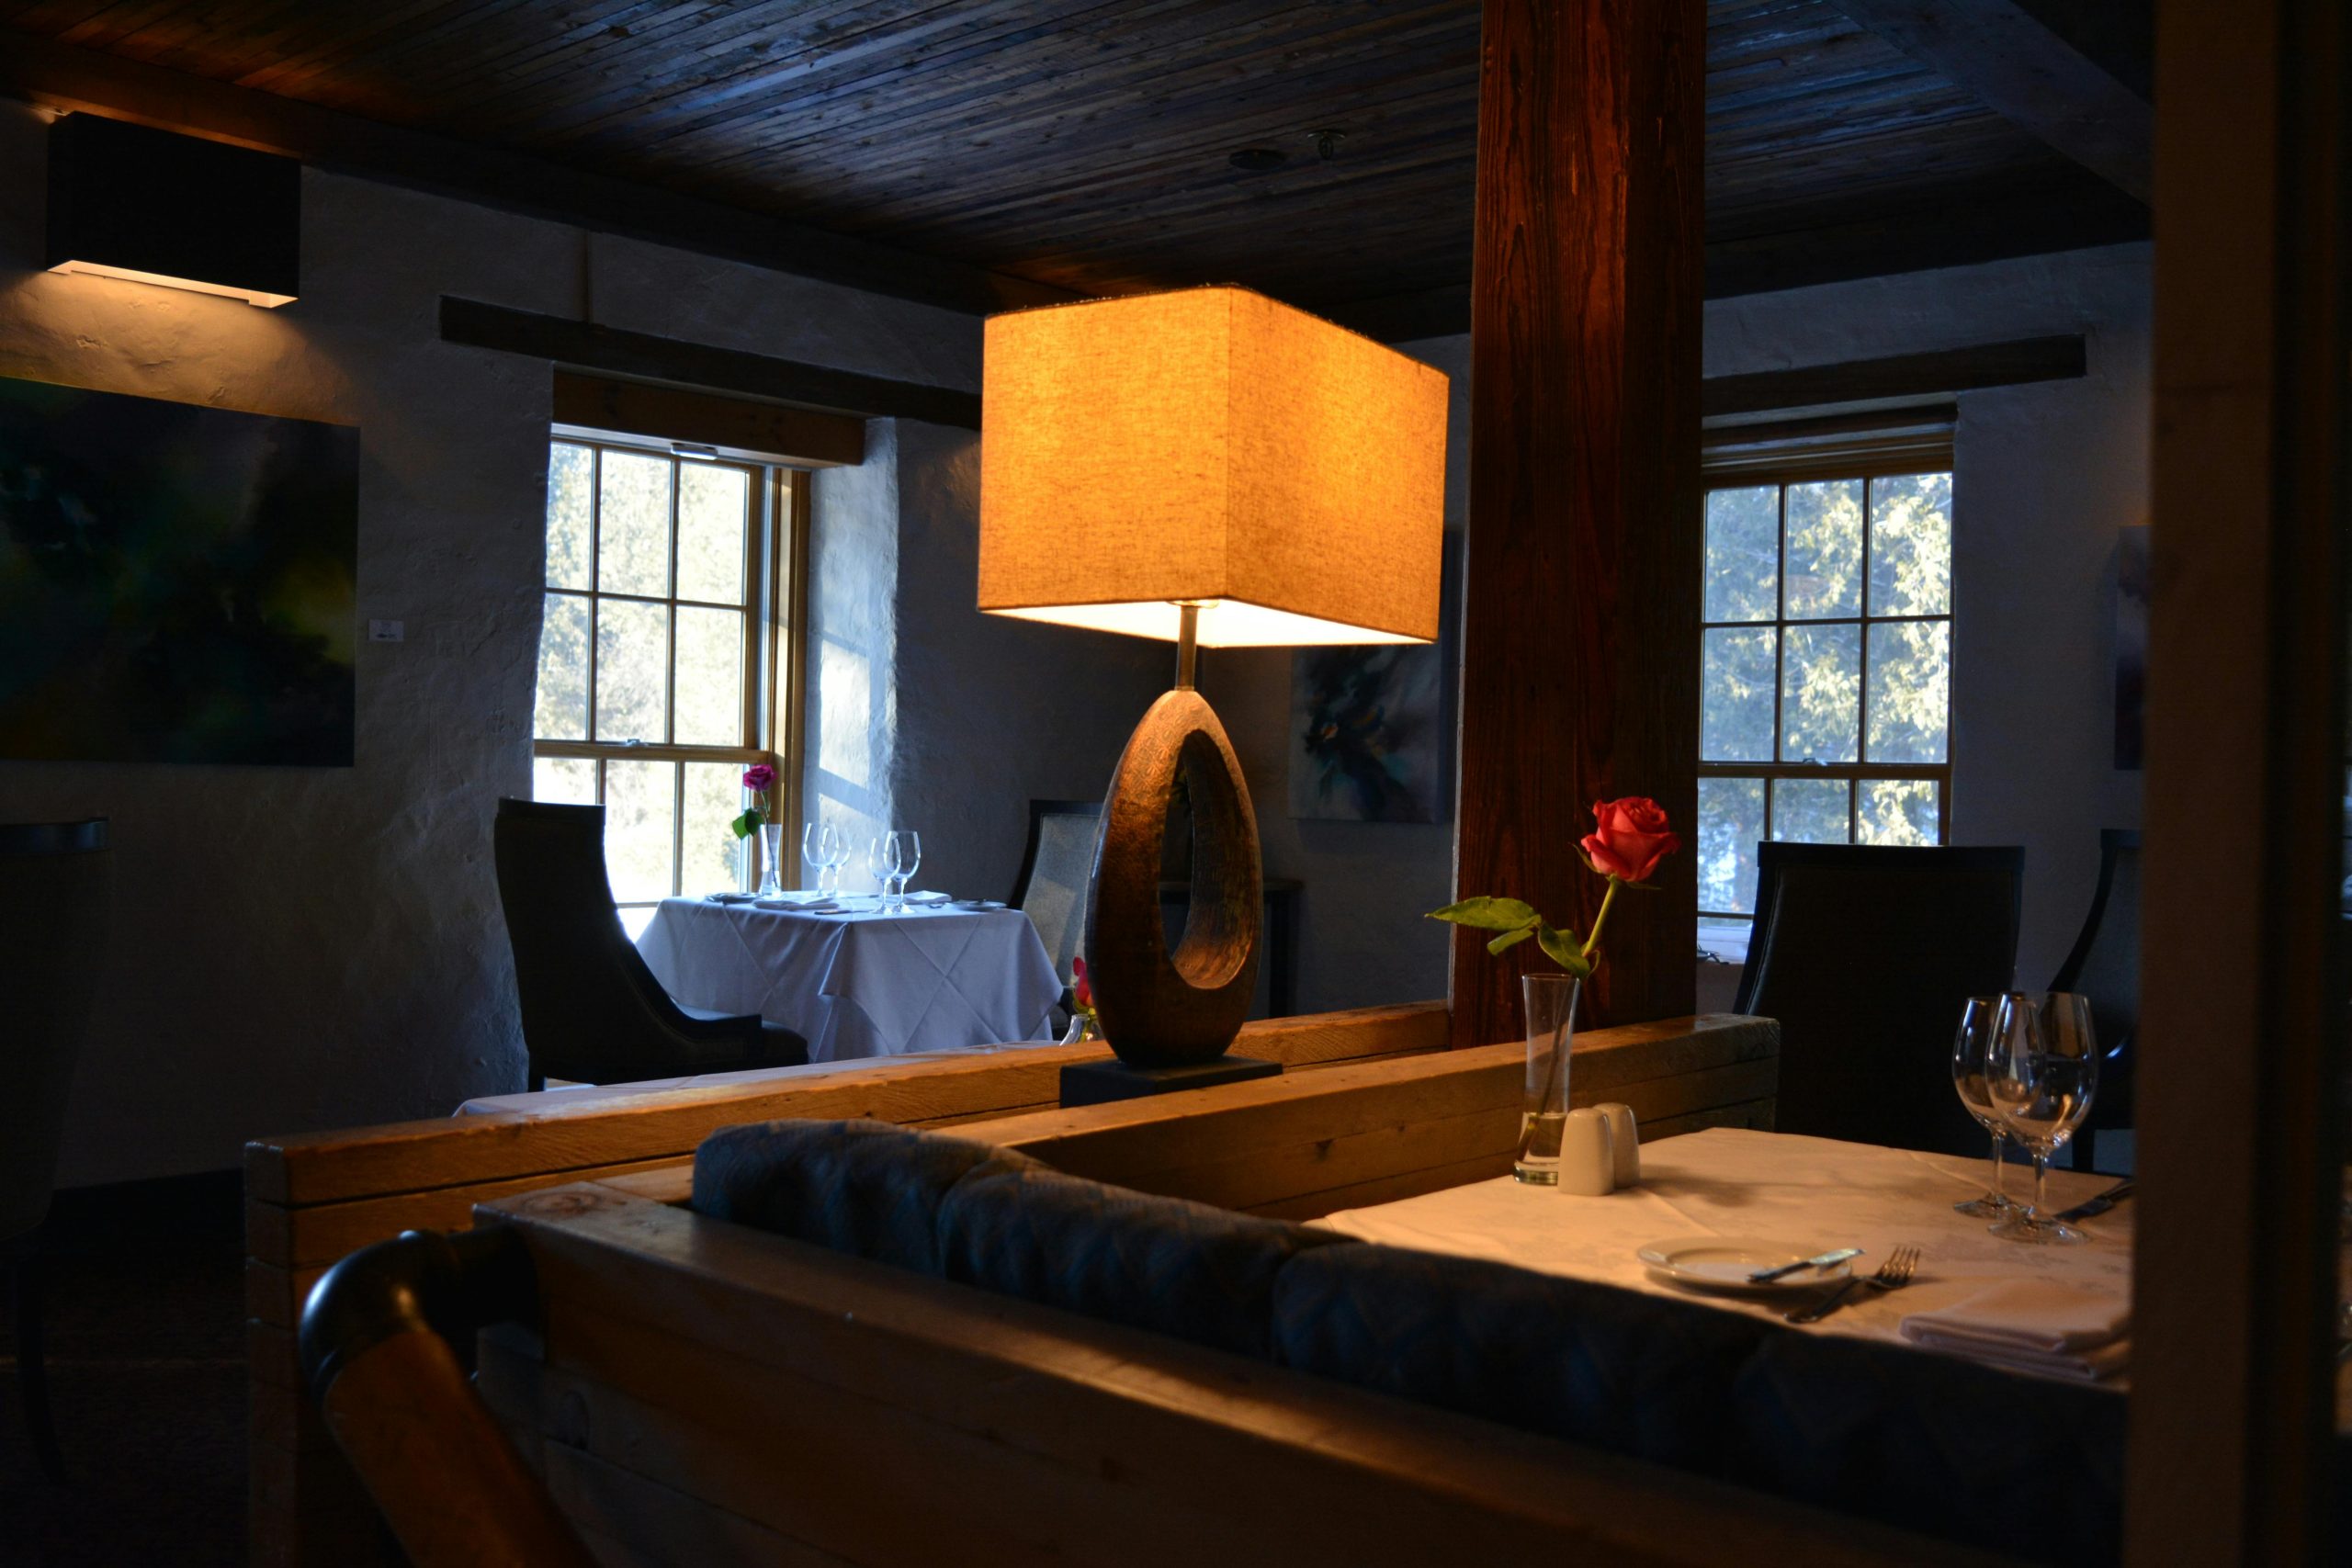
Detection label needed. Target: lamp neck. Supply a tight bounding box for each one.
[1174,602,1201,692]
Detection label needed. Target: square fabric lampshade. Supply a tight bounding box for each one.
[978,286,1448,647]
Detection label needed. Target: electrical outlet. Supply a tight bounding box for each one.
[368,619,405,643]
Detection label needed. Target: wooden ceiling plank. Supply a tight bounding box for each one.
[1820,0,2151,202]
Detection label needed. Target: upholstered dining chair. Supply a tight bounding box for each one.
[2050,829,2141,1171]
[492,799,806,1089]
[1735,842,2024,1156]
[1010,799,1102,995]
[2,818,112,1483]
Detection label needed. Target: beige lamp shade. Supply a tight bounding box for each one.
[978,286,1449,647]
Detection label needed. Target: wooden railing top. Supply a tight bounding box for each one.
[244,1001,1448,1206]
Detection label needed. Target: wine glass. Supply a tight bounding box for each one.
[1950,996,2013,1217]
[885,829,922,912]
[825,830,854,898]
[801,821,842,897]
[864,835,893,902]
[1985,991,2099,1245]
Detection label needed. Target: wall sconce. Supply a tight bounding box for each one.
[46,114,300,309]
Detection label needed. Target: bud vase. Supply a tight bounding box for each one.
[1518,973,1581,1184]
[757,822,785,898]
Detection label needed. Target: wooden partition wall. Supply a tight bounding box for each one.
[247,1005,1443,1565]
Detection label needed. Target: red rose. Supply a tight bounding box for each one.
[741,763,777,792]
[1580,796,1679,883]
[1072,954,1093,1010]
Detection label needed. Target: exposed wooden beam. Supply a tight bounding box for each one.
[1823,0,2154,203]
[1701,334,2086,417]
[1453,0,1705,1041]
[549,373,866,468]
[0,28,1073,318]
[440,299,981,431]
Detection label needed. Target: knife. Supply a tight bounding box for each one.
[1748,1247,1863,1284]
[2057,1180,2135,1223]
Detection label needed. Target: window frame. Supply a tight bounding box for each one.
[1697,442,1957,927]
[531,434,810,918]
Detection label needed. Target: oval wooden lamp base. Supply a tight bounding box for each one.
[1084,686,1266,1069]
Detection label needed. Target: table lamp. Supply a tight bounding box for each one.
[978,285,1447,1098]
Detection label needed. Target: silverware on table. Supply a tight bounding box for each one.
[2056,1179,2135,1224]
[1784,1245,1920,1325]
[1747,1247,1864,1284]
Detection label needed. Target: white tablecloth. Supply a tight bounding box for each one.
[455,1047,1028,1117]
[634,897,1063,1064]
[1319,1127,2130,1351]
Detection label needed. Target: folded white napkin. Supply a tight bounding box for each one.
[752,895,837,912]
[1899,1280,2130,1382]
[762,889,838,905]
[900,890,952,907]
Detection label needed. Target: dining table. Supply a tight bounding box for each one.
[1318,1126,2133,1370]
[633,893,1064,1064]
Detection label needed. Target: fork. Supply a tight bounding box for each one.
[1784,1245,1920,1324]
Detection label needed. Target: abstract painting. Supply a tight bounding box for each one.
[2114,525,2148,771]
[0,374,357,766]
[1288,532,1459,823]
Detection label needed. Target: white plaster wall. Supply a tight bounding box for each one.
[0,101,986,1184]
[1216,246,2150,1012]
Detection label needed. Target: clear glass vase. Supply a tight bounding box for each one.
[1518,973,1582,1184]
[757,822,785,898]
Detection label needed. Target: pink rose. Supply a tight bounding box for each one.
[1580,796,1679,883]
[741,763,777,792]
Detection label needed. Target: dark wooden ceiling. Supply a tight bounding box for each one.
[0,0,2152,329]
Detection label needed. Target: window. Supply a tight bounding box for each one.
[1697,464,1953,952]
[530,436,805,934]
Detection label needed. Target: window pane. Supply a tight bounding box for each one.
[1771,777,1851,843]
[533,757,596,804]
[1858,778,1939,845]
[546,443,594,591]
[673,607,745,746]
[1782,479,1864,620]
[1781,623,1860,762]
[1866,620,1951,763]
[534,592,591,740]
[1868,471,1952,617]
[1704,487,1779,623]
[594,599,670,743]
[1702,627,1778,762]
[676,464,750,605]
[596,449,673,597]
[684,761,749,897]
[1698,776,1765,914]
[603,759,678,904]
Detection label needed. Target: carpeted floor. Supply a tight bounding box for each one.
[0,1172,246,1567]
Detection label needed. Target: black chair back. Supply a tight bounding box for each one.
[0,820,111,1246]
[2051,829,2140,1168]
[1010,799,1102,982]
[492,799,799,1086]
[1735,842,2023,1155]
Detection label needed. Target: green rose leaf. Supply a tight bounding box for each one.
[729,808,762,840]
[1486,925,1536,956]
[1536,922,1593,978]
[1427,897,1543,932]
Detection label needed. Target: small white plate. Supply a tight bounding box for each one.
[1636,1238,1855,1296]
[952,898,1007,911]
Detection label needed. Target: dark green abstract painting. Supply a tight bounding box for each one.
[0,374,356,766]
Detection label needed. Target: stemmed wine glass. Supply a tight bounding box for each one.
[801,821,844,897]
[882,829,922,912]
[1950,996,2014,1217]
[1984,991,2099,1245]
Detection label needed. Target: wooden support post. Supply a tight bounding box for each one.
[1453,0,1704,1043]
[2126,0,2349,1562]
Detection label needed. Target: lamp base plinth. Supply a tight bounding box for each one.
[1057,1055,1282,1108]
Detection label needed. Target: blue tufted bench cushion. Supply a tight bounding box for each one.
[692,1118,1044,1275]
[1272,1240,2126,1567]
[937,1160,1355,1359]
